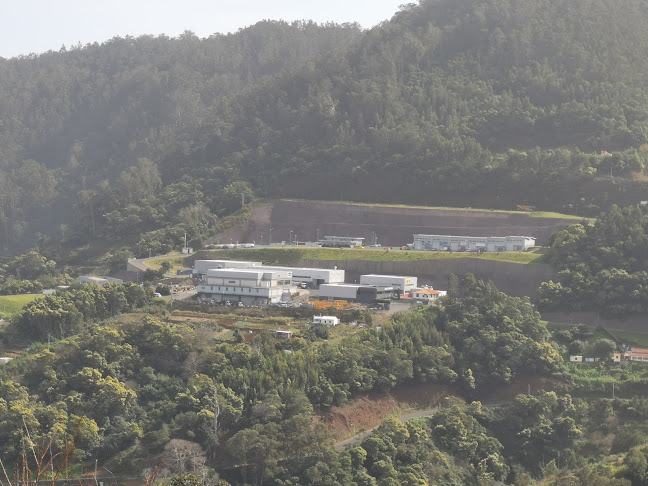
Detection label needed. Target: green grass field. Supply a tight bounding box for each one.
[144,255,187,273]
[0,294,41,317]
[281,199,587,220]
[203,246,546,265]
[607,329,648,347]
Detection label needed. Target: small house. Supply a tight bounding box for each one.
[629,347,648,362]
[412,288,447,303]
[275,330,293,339]
[570,355,583,363]
[313,315,340,326]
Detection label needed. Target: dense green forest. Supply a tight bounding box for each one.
[539,204,648,315]
[0,274,630,485]
[3,275,648,485]
[5,0,648,254]
[0,21,362,253]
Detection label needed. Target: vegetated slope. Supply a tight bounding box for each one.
[539,203,648,317]
[193,0,648,210]
[6,0,648,255]
[0,21,362,252]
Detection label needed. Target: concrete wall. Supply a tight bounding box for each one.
[300,258,556,299]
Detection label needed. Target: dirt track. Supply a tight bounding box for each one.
[218,200,575,248]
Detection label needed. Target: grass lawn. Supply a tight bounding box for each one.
[281,199,587,221]
[0,294,42,317]
[143,255,188,273]
[203,246,546,265]
[606,329,648,347]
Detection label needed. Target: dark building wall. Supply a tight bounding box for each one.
[300,258,556,299]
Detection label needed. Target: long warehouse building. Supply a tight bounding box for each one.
[413,234,535,252]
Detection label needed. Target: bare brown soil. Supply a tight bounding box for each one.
[316,374,568,441]
[314,382,457,439]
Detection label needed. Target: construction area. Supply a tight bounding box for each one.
[214,199,576,249]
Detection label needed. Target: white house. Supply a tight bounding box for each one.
[313,315,340,326]
[569,355,583,363]
[275,330,293,339]
[412,288,447,303]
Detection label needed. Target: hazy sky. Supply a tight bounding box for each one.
[0,0,406,59]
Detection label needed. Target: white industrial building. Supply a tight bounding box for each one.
[196,268,295,305]
[78,276,124,286]
[360,275,417,293]
[319,284,394,303]
[193,260,262,279]
[313,315,340,326]
[260,266,345,287]
[412,234,536,252]
[192,260,344,287]
[319,236,365,248]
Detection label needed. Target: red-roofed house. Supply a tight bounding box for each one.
[630,348,648,362]
[412,288,447,303]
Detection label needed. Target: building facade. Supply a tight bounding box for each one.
[197,269,295,305]
[411,288,448,303]
[319,284,393,303]
[193,260,262,279]
[319,236,365,248]
[313,315,340,326]
[193,260,344,287]
[412,234,536,252]
[360,274,418,293]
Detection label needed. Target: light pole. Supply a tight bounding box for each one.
[260,235,263,245]
[294,234,297,245]
[269,228,273,245]
[316,228,320,242]
[290,230,293,245]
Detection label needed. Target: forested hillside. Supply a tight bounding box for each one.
[0,21,361,252]
[5,0,648,255]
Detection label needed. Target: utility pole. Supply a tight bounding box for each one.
[316,228,320,242]
[269,228,273,245]
[184,233,187,248]
[613,382,615,399]
[241,193,245,207]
